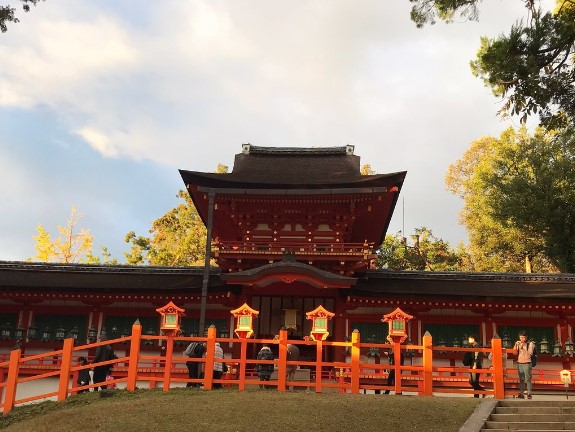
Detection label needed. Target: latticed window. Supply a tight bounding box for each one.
[350,322,389,343]
[423,323,480,346]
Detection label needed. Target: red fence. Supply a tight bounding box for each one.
[0,325,572,414]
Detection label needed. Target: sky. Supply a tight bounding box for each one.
[0,0,553,262]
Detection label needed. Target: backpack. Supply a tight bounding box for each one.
[531,342,538,367]
[184,342,205,358]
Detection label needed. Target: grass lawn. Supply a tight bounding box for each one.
[0,388,482,432]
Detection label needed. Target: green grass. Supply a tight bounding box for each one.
[0,389,482,432]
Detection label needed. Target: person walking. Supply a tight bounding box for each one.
[463,335,485,398]
[76,356,91,393]
[514,330,535,399]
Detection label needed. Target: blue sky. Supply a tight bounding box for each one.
[0,1,552,262]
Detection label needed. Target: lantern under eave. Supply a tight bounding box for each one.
[155,301,185,337]
[230,303,259,339]
[382,307,413,343]
[306,305,335,341]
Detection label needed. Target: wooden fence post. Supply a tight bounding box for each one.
[351,329,360,394]
[162,335,174,392]
[315,339,323,393]
[126,321,142,391]
[2,348,21,415]
[491,335,505,399]
[238,338,247,391]
[422,331,433,396]
[57,338,74,401]
[203,326,216,390]
[277,329,288,392]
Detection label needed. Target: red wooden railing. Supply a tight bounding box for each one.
[0,326,573,414]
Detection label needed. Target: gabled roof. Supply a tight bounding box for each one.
[179,144,406,189]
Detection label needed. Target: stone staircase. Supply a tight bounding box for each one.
[481,400,575,431]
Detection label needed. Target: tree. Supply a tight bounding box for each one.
[446,126,571,272]
[376,227,464,271]
[124,164,228,266]
[1,0,42,33]
[409,0,575,128]
[32,205,95,263]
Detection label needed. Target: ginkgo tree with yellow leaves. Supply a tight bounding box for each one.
[31,205,116,264]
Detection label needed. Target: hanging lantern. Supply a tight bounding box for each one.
[539,336,550,354]
[462,335,469,348]
[565,338,574,357]
[27,322,38,340]
[552,339,563,357]
[452,337,461,348]
[70,326,79,341]
[55,325,66,341]
[14,325,25,341]
[501,332,512,349]
[87,325,97,342]
[1,323,12,341]
[41,327,51,343]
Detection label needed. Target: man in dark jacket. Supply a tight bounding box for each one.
[463,334,485,398]
[92,335,114,391]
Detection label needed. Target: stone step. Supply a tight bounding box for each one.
[484,421,575,430]
[498,400,575,407]
[482,430,575,432]
[491,413,575,422]
[496,407,575,414]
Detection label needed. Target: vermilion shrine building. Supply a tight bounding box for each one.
[1,145,574,368]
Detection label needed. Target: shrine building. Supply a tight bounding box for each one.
[1,145,574,368]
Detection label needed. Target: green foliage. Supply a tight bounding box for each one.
[0,0,43,33]
[446,126,574,272]
[376,227,464,271]
[410,0,575,128]
[124,190,208,266]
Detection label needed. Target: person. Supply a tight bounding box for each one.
[286,343,300,390]
[92,335,114,391]
[184,341,206,388]
[383,345,405,395]
[514,330,535,399]
[76,356,91,393]
[462,334,485,398]
[213,342,224,389]
[256,344,275,388]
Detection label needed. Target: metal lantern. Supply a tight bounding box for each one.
[437,337,448,354]
[553,339,563,357]
[69,326,79,341]
[1,323,12,341]
[121,327,130,344]
[87,325,97,342]
[462,335,469,348]
[14,325,25,341]
[501,332,512,349]
[452,337,461,348]
[111,326,119,338]
[55,325,66,341]
[539,336,550,354]
[27,323,38,340]
[144,328,156,345]
[41,326,51,343]
[99,328,107,339]
[565,338,574,357]
[405,337,415,357]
